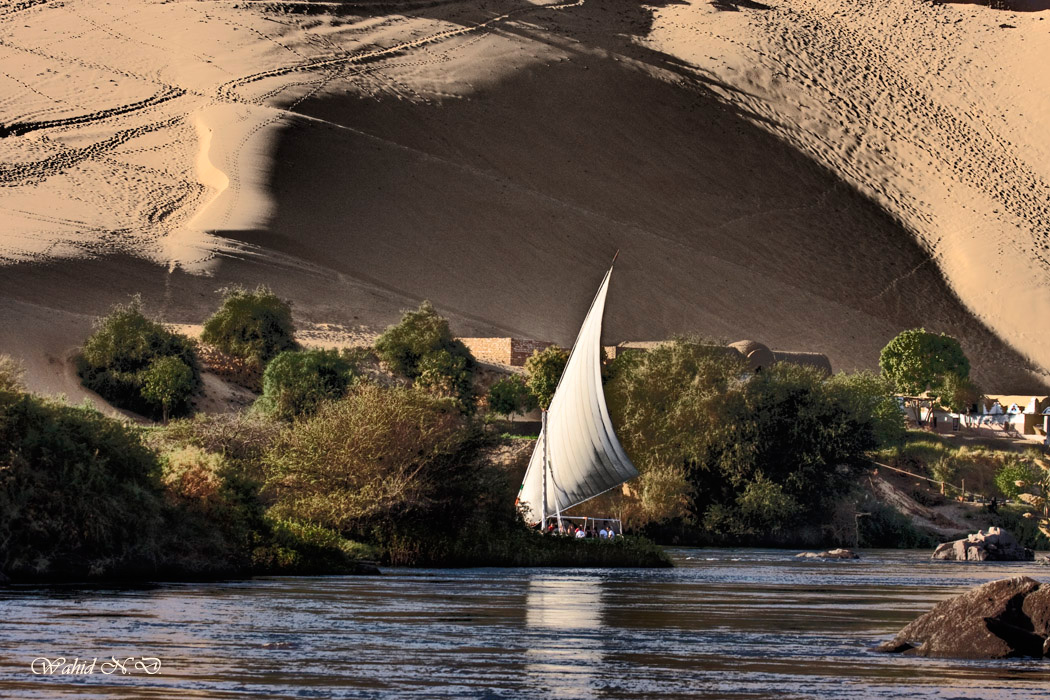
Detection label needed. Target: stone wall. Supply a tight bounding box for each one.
[510,338,553,366]
[458,337,553,367]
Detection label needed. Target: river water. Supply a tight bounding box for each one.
[1,549,1049,699]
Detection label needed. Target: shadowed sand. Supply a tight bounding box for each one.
[0,0,1047,401]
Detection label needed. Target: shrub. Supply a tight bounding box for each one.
[857,501,937,548]
[154,411,281,482]
[0,389,166,579]
[251,518,377,574]
[825,371,905,448]
[141,356,196,421]
[606,340,897,540]
[995,457,1043,499]
[487,375,538,417]
[373,301,476,408]
[264,383,476,536]
[201,286,297,366]
[77,299,201,419]
[930,455,959,485]
[256,349,357,420]
[0,354,25,394]
[523,345,569,410]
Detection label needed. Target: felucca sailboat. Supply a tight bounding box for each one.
[515,254,638,531]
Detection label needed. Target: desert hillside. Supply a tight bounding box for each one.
[1,0,1047,402]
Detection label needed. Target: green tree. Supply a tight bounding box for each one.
[77,298,201,419]
[824,371,906,448]
[201,286,298,366]
[373,301,476,408]
[256,349,356,421]
[879,329,971,403]
[938,371,983,414]
[523,345,569,410]
[0,354,25,394]
[607,340,892,540]
[995,456,1042,499]
[487,375,538,417]
[141,356,196,422]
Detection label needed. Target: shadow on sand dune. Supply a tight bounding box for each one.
[198,0,1047,390]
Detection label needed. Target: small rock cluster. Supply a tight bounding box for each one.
[931,526,1034,562]
[878,576,1050,658]
[796,548,859,560]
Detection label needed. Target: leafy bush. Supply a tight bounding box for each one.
[201,286,298,366]
[995,457,1043,499]
[606,340,899,540]
[487,375,538,417]
[264,383,477,538]
[930,455,959,485]
[523,345,568,410]
[0,354,25,393]
[141,356,196,421]
[251,518,377,574]
[77,299,201,419]
[857,501,938,548]
[825,371,905,448]
[373,301,476,408]
[0,389,166,579]
[256,349,357,420]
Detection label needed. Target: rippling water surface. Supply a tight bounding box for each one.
[2,549,1049,699]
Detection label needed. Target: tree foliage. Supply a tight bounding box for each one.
[373,301,476,408]
[141,356,196,422]
[201,286,298,366]
[938,371,983,414]
[878,329,971,401]
[77,299,201,419]
[487,375,538,417]
[995,456,1043,499]
[264,384,478,538]
[0,388,166,578]
[256,349,357,421]
[606,339,900,540]
[524,345,569,410]
[0,355,25,394]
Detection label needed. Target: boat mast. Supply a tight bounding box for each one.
[541,408,548,531]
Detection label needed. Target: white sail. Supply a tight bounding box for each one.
[516,264,638,522]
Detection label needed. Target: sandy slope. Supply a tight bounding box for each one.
[0,0,1047,400]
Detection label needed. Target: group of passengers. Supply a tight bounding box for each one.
[543,521,619,539]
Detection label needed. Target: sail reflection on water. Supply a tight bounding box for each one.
[524,576,606,698]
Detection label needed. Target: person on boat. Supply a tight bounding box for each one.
[599,525,610,539]
[574,526,586,539]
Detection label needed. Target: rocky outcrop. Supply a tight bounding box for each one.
[877,576,1049,658]
[931,527,1034,562]
[796,548,859,559]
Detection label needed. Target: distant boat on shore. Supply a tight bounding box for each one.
[515,254,638,530]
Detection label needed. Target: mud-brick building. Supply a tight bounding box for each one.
[458,337,553,367]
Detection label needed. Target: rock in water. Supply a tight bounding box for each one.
[796,548,859,559]
[877,576,1048,658]
[930,526,1033,562]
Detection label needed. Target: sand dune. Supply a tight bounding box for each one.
[0,0,1047,398]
